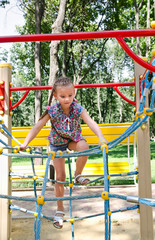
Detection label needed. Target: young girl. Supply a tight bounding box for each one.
[20,77,107,229]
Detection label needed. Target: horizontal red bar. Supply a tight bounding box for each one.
[10,82,135,92]
[0,29,155,43]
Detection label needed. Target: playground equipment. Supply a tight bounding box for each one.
[0,27,155,240]
[10,123,136,184]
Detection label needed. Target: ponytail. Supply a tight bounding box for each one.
[39,88,54,120]
[39,109,48,120]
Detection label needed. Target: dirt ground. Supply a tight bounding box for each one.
[11,185,155,240]
[12,217,153,240]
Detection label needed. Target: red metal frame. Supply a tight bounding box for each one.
[10,82,136,110]
[113,86,136,106]
[11,90,30,110]
[0,29,155,72]
[10,82,135,92]
[0,81,5,115]
[116,37,155,72]
[1,28,154,109]
[0,29,155,42]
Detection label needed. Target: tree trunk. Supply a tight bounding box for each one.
[47,0,67,124]
[34,0,45,165]
[146,0,150,57]
[97,87,102,123]
[119,99,123,122]
[135,8,141,55]
[48,0,67,184]
[49,0,67,90]
[102,90,108,123]
[134,0,144,56]
[62,40,68,77]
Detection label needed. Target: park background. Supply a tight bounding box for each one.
[0,0,155,135]
[0,0,155,182]
[0,1,155,240]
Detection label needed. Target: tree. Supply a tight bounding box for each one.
[146,0,150,57]
[9,0,154,138]
[49,0,67,85]
[0,0,9,7]
[34,0,45,165]
[34,0,45,123]
[0,48,9,62]
[134,0,144,56]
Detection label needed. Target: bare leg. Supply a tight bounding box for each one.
[53,157,65,227]
[68,140,89,184]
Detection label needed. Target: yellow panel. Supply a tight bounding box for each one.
[11,122,135,147]
[12,135,134,147]
[12,129,50,138]
[12,160,130,179]
[29,138,48,146]
[85,162,129,167]
[12,138,49,147]
[12,165,46,179]
[12,126,50,130]
[12,140,20,147]
[82,162,129,176]
[82,126,134,136]
[81,123,133,127]
[84,135,134,144]
[12,130,30,138]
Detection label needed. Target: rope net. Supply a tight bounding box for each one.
[0,59,155,240]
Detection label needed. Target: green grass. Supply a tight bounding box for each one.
[12,142,155,188]
[87,142,155,184]
[88,142,155,162]
[12,157,47,166]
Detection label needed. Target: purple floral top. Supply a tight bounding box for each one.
[47,101,85,145]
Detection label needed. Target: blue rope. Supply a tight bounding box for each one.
[10,203,139,222]
[68,157,75,240]
[102,148,109,239]
[36,152,52,240]
[0,138,10,146]
[139,198,155,207]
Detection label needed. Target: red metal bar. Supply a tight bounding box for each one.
[1,29,154,72]
[75,82,135,89]
[0,81,5,115]
[10,83,135,108]
[116,37,155,72]
[10,90,30,110]
[10,82,135,92]
[0,29,155,43]
[3,29,153,109]
[113,86,136,106]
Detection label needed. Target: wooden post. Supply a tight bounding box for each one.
[134,60,153,240]
[0,63,12,240]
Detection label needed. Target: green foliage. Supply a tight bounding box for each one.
[0,47,9,62]
[4,0,154,138]
[150,114,155,139]
[0,0,9,7]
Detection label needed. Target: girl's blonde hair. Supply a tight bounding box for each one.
[39,77,74,120]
